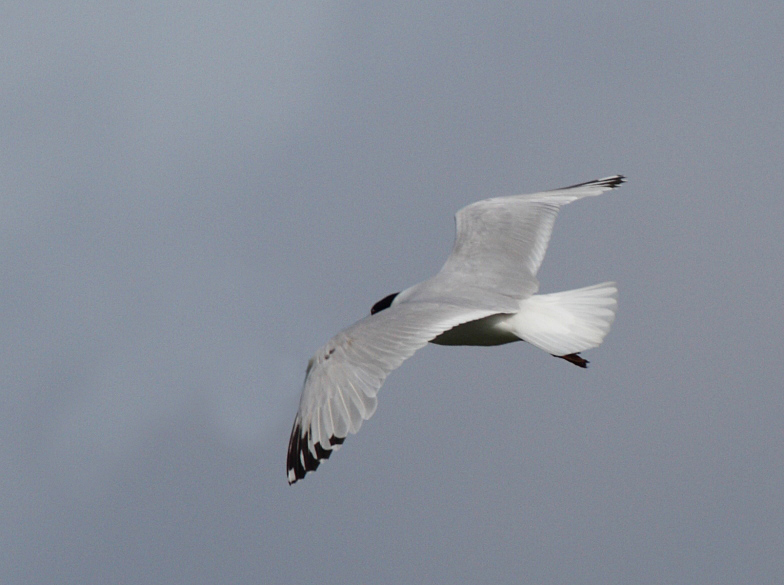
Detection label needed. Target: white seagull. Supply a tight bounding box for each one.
[287,175,623,484]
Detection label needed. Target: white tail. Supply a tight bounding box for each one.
[505,282,617,356]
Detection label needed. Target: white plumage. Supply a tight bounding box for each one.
[287,175,623,484]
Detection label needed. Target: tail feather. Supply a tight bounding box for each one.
[508,282,617,356]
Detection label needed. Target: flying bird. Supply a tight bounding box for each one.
[287,175,623,484]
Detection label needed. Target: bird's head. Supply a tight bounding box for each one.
[370,292,399,315]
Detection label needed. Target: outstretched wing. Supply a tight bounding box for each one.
[288,175,624,483]
[432,175,625,300]
[287,302,497,484]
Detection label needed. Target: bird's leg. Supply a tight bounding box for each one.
[554,353,589,368]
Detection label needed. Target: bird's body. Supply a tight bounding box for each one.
[430,312,518,346]
[287,175,624,484]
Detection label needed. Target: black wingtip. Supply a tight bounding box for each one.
[556,174,625,191]
[597,174,625,189]
[287,420,317,485]
[286,419,346,485]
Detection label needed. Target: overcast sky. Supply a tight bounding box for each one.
[3,2,783,584]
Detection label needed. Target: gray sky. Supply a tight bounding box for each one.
[3,2,783,583]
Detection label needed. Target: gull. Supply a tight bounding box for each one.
[287,175,623,484]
